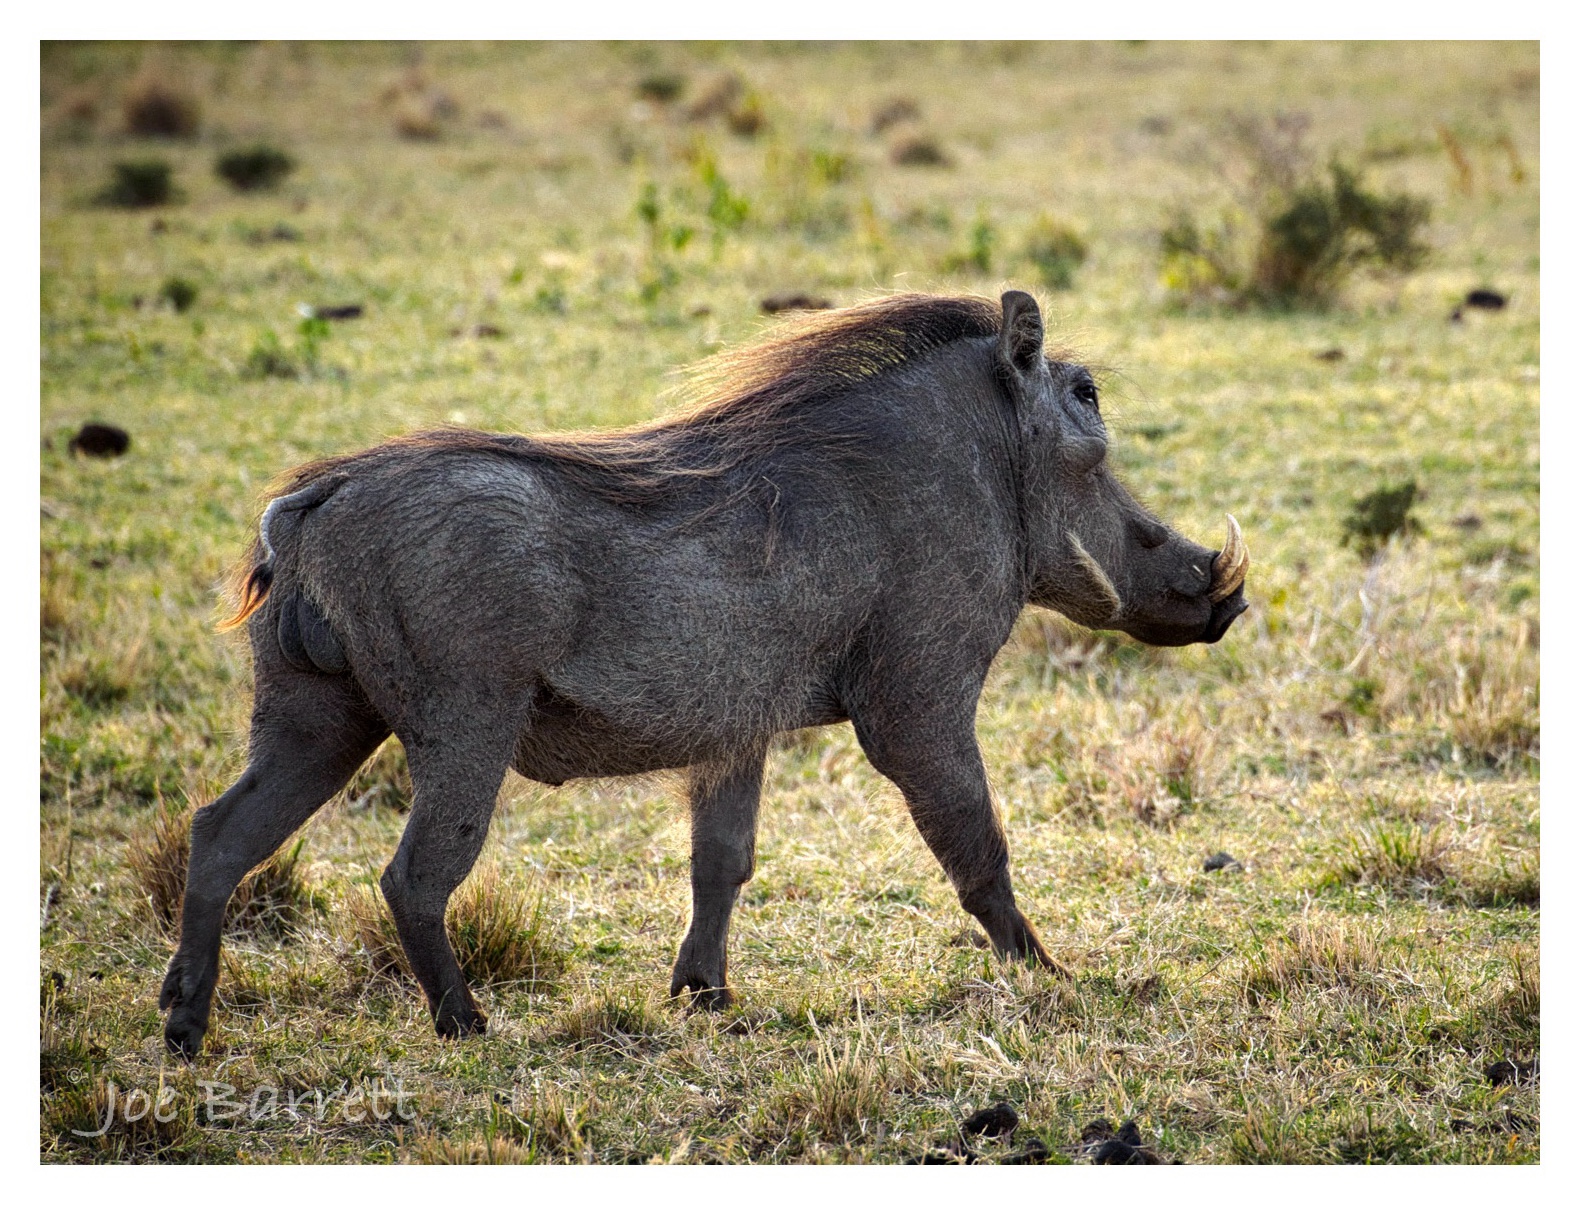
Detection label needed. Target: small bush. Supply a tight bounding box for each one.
[1024,216,1088,290]
[942,215,995,274]
[1251,163,1429,302]
[635,72,686,105]
[125,802,324,939]
[1159,124,1430,308]
[215,144,295,192]
[1342,480,1421,558]
[346,864,566,989]
[95,160,176,209]
[159,277,197,313]
[123,74,200,138]
[241,331,298,380]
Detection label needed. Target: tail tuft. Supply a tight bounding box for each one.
[218,558,274,631]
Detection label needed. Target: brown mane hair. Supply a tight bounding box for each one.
[221,293,1005,628]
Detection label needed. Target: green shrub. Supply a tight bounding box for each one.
[1024,216,1088,289]
[95,160,176,208]
[635,72,685,104]
[215,144,295,192]
[1160,139,1430,308]
[942,214,995,274]
[159,277,197,313]
[1251,163,1429,302]
[242,331,296,379]
[1342,480,1422,558]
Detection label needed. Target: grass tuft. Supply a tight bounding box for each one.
[124,802,324,939]
[1326,823,1452,893]
[345,863,566,989]
[548,986,666,1049]
[1242,918,1383,1003]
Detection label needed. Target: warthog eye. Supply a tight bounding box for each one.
[1073,381,1099,408]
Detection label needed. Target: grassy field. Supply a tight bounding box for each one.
[40,41,1539,1164]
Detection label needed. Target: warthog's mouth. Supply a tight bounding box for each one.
[1201,587,1249,644]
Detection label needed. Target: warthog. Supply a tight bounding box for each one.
[159,291,1248,1055]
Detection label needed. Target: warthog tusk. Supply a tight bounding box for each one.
[1066,532,1122,621]
[1208,514,1249,603]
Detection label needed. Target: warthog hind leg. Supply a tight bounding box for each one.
[670,748,766,1009]
[160,675,387,1057]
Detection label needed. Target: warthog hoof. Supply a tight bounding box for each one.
[163,1015,208,1059]
[670,974,734,1011]
[434,1006,488,1040]
[159,961,210,1058]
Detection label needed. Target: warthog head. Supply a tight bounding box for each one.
[997,291,1250,646]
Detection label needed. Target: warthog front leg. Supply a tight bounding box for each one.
[671,748,766,1009]
[381,713,519,1040]
[161,680,386,1057]
[853,711,1067,975]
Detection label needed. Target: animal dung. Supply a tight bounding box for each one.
[1485,1057,1538,1086]
[300,303,364,321]
[1451,289,1508,322]
[962,1101,1019,1139]
[760,293,834,314]
[67,422,131,458]
[1313,347,1345,362]
[1202,850,1243,872]
[1079,1116,1170,1164]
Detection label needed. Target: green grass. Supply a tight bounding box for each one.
[41,41,1538,1164]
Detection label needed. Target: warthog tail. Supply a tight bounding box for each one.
[218,472,349,631]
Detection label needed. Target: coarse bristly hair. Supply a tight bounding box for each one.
[220,293,1010,630]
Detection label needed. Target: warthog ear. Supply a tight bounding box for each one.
[998,290,1045,381]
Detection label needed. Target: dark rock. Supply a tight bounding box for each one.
[1203,851,1243,872]
[962,1101,1019,1139]
[1451,512,1484,531]
[1314,347,1345,362]
[309,304,364,321]
[67,423,131,458]
[1465,288,1507,310]
[761,293,834,315]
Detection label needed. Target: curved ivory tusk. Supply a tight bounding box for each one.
[1208,514,1249,603]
